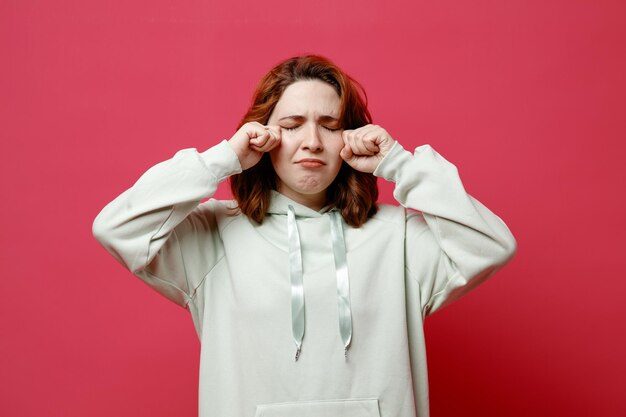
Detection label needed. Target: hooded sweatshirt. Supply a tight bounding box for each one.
[92,139,517,417]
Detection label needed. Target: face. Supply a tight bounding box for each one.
[267,79,345,209]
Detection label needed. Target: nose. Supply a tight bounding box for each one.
[301,124,323,152]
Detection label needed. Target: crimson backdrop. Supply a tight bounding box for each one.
[2,1,625,416]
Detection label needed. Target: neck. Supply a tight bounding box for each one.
[277,186,327,212]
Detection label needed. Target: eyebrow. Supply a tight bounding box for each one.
[278,115,339,122]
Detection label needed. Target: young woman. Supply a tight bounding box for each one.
[93,55,517,417]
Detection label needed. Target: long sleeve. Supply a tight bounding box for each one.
[374,141,517,318]
[92,140,242,307]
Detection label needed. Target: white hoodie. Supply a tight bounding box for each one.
[92,139,517,417]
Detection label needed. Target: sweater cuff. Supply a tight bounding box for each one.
[373,140,413,182]
[198,140,242,182]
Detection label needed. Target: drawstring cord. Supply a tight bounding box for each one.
[287,205,305,361]
[330,210,353,357]
[287,205,353,361]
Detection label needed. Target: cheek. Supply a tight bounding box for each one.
[271,134,300,161]
[327,137,345,159]
[326,142,345,178]
[269,145,291,174]
[269,149,282,172]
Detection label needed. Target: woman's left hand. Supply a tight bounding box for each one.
[340,124,396,173]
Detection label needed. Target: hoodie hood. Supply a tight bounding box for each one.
[265,190,353,361]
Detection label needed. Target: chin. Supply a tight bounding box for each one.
[295,179,331,194]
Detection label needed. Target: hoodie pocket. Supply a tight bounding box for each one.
[254,398,380,417]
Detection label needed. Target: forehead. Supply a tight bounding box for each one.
[272,79,341,118]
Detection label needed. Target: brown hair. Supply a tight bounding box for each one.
[230,55,378,227]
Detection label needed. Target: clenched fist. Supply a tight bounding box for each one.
[340,124,396,173]
[228,122,282,170]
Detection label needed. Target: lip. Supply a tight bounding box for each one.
[296,158,325,168]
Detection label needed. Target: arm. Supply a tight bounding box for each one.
[374,141,517,318]
[92,121,281,309]
[340,125,517,318]
[92,140,242,307]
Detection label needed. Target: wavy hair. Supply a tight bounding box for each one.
[230,55,378,227]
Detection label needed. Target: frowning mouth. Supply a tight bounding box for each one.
[296,158,325,168]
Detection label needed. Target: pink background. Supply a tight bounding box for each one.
[2,1,625,416]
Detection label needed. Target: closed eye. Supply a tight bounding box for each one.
[281,125,341,132]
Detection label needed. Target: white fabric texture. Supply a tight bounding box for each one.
[92,139,517,417]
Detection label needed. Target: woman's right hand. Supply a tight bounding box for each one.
[228,122,281,170]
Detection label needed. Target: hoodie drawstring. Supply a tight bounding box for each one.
[287,205,305,361]
[287,205,353,361]
[329,210,353,357]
